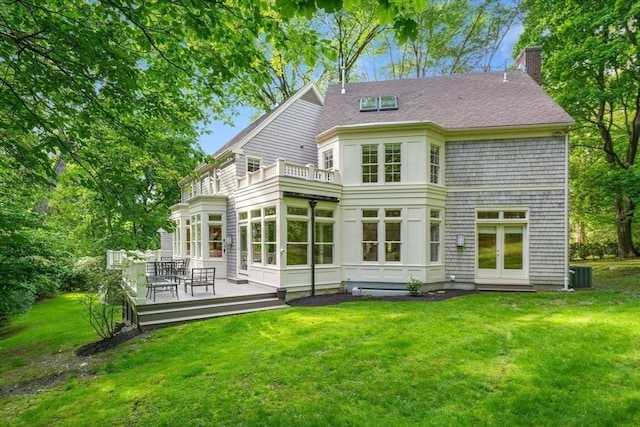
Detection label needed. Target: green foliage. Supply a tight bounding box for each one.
[406,277,423,296]
[2,274,640,425]
[0,165,73,324]
[79,262,126,340]
[518,0,640,256]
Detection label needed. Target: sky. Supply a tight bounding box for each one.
[197,23,524,155]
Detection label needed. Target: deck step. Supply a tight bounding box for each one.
[475,284,536,292]
[139,304,290,329]
[134,293,290,330]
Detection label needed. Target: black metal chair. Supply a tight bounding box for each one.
[184,267,215,296]
[145,262,179,302]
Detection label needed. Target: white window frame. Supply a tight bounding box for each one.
[247,157,261,173]
[430,145,441,185]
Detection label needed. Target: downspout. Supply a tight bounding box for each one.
[563,132,572,291]
[309,199,317,296]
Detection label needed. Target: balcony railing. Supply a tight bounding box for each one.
[106,249,173,304]
[237,159,339,189]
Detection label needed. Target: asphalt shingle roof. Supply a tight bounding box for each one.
[317,71,573,135]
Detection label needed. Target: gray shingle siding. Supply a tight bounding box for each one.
[240,100,322,171]
[444,135,567,286]
[445,137,566,187]
[445,191,566,286]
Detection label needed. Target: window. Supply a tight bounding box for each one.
[360,96,378,111]
[264,206,277,265]
[477,210,527,220]
[323,150,334,169]
[385,143,401,182]
[362,209,379,261]
[362,144,378,183]
[251,221,262,264]
[174,220,181,256]
[247,157,261,173]
[430,210,441,263]
[430,145,440,184]
[359,95,398,111]
[379,95,398,110]
[191,214,201,257]
[208,214,223,258]
[186,219,191,256]
[238,212,248,271]
[385,209,401,261]
[315,209,335,265]
[287,220,308,265]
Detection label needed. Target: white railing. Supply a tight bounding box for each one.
[237,159,339,189]
[107,249,171,304]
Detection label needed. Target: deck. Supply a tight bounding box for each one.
[123,279,290,330]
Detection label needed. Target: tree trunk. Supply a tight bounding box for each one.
[615,196,638,258]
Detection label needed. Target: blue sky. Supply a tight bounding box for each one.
[198,23,524,155]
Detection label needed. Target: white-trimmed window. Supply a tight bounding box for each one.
[250,209,262,264]
[286,206,309,265]
[385,209,402,261]
[264,206,277,265]
[362,145,378,183]
[385,143,401,183]
[430,145,441,184]
[208,214,223,258]
[191,214,202,258]
[185,219,191,256]
[315,209,334,264]
[429,145,440,184]
[362,209,379,261]
[238,211,248,271]
[323,150,334,170]
[430,209,441,263]
[247,157,261,173]
[174,219,181,256]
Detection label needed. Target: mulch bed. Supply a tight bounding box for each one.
[287,289,477,307]
[76,324,142,357]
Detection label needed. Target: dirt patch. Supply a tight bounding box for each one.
[1,324,143,398]
[287,289,477,307]
[75,327,142,357]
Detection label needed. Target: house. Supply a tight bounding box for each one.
[169,47,574,298]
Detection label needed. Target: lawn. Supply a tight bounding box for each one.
[1,260,639,426]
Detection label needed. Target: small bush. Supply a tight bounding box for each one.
[81,267,127,340]
[407,277,423,296]
[62,257,105,292]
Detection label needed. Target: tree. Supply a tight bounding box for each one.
[377,0,521,79]
[1,0,267,181]
[517,0,640,257]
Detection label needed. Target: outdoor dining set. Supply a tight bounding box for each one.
[145,258,215,302]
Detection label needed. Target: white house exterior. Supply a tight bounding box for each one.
[170,50,573,297]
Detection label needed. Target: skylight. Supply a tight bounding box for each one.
[359,95,398,112]
[379,95,398,110]
[360,96,378,111]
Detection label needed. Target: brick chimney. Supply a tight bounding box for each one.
[515,46,542,85]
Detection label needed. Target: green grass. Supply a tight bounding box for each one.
[1,262,640,426]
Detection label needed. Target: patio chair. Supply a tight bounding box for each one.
[184,267,215,296]
[175,257,190,275]
[145,274,179,302]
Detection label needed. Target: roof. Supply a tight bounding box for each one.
[317,71,573,136]
[214,83,323,158]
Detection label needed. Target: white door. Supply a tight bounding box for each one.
[238,224,248,275]
[476,224,527,283]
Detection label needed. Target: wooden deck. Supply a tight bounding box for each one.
[124,279,290,330]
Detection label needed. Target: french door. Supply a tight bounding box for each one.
[239,224,248,275]
[476,224,527,283]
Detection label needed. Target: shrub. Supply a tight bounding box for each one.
[406,277,423,296]
[80,267,127,340]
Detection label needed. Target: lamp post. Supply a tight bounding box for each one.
[309,199,317,297]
